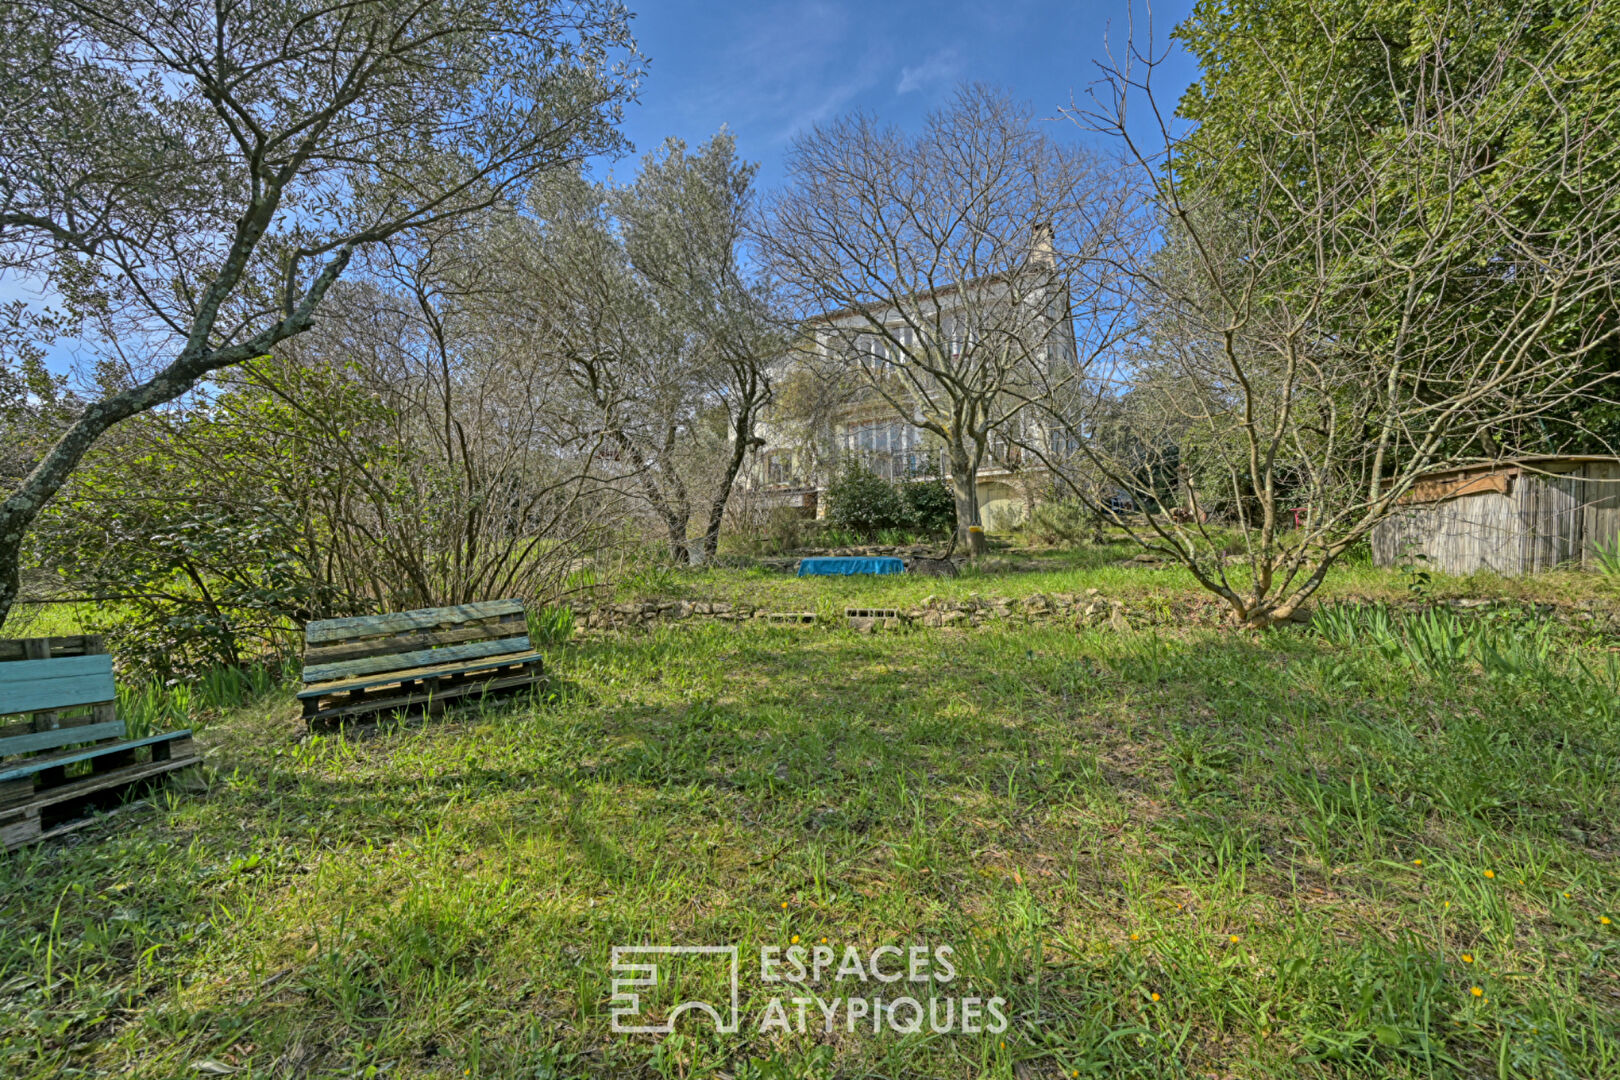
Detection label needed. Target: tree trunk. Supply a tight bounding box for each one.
[700,418,762,563]
[0,525,20,630]
[665,511,691,564]
[946,443,981,549]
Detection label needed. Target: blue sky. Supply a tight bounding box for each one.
[9,0,1200,376]
[609,0,1199,189]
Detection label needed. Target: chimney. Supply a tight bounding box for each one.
[1030,222,1055,269]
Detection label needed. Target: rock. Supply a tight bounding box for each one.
[1108,601,1129,632]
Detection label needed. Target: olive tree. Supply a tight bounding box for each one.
[0,0,638,622]
[516,135,776,563]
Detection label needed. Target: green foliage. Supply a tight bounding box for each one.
[1594,535,1620,576]
[826,463,954,541]
[27,373,383,676]
[825,461,907,540]
[1172,0,1620,454]
[1021,498,1095,545]
[118,661,280,739]
[1314,601,1567,682]
[527,605,575,648]
[898,477,955,538]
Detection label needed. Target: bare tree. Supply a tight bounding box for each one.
[760,84,1132,548]
[0,0,638,622]
[1045,2,1620,626]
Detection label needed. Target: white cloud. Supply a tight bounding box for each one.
[896,48,961,95]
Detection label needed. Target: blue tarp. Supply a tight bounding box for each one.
[796,556,906,577]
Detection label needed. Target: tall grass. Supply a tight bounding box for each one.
[1313,601,1566,681]
[527,604,575,648]
[117,661,282,738]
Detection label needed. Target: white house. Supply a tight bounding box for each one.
[748,240,1080,530]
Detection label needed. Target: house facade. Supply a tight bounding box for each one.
[747,252,1080,531]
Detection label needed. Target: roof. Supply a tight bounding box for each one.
[1408,454,1620,479]
[802,272,1005,328]
[1395,455,1620,505]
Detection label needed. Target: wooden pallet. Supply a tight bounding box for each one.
[1,636,197,851]
[299,600,544,725]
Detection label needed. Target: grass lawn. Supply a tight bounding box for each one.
[2,556,1618,1078]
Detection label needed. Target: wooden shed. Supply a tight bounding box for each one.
[1371,456,1620,574]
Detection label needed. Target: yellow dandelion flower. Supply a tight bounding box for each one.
[1602,916,1613,925]
[820,936,828,944]
[790,935,800,944]
[1483,870,1495,879]
[1229,934,1241,943]
[1150,992,1161,1002]
[1412,859,1423,866]
[1443,901,1450,909]
[1470,986,1484,997]
[1564,892,1572,899]
[1129,933,1140,941]
[1461,953,1474,964]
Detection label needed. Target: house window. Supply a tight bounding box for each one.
[843,418,925,479]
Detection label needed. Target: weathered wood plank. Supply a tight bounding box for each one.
[0,655,117,716]
[0,711,102,741]
[301,615,527,666]
[299,650,542,699]
[0,730,192,783]
[305,665,543,722]
[0,720,127,760]
[22,751,199,813]
[0,777,33,811]
[305,601,525,645]
[1,808,41,850]
[301,635,535,684]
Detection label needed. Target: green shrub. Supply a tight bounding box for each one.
[1022,498,1092,545]
[899,477,955,537]
[825,461,907,540]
